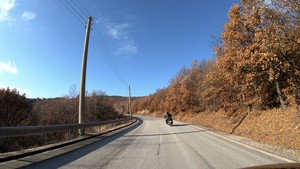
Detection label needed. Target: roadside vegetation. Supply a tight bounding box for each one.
[0,88,124,153]
[133,0,300,114]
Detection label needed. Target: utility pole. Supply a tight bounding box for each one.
[128,85,132,117]
[79,16,92,136]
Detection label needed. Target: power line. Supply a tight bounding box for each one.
[58,0,85,26]
[91,25,129,87]
[71,0,89,18]
[73,1,129,87]
[75,0,91,17]
[64,0,86,22]
[59,0,129,87]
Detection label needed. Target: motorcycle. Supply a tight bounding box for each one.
[167,117,173,126]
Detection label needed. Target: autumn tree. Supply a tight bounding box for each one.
[246,0,299,111]
[137,97,149,112]
[132,0,299,116]
[154,88,168,111]
[202,59,227,113]
[214,0,300,112]
[0,88,40,153]
[166,73,184,112]
[215,1,259,113]
[35,98,77,125]
[0,88,36,127]
[86,90,119,121]
[270,0,300,110]
[179,60,202,112]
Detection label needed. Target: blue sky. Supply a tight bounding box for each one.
[0,0,239,98]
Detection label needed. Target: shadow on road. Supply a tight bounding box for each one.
[172,124,189,127]
[123,128,212,137]
[19,118,144,169]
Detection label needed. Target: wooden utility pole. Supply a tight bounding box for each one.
[79,16,92,136]
[128,85,132,117]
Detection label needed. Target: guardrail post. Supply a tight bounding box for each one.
[67,130,71,140]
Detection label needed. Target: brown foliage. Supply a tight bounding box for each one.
[0,88,40,152]
[0,88,37,127]
[35,98,78,125]
[134,0,300,117]
[0,88,125,153]
[86,90,119,121]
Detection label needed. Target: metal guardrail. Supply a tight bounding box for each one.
[0,117,134,138]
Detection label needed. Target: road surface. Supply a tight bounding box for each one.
[1,116,294,169]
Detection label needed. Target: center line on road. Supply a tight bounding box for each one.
[157,135,163,155]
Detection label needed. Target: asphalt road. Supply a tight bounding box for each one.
[1,116,294,169]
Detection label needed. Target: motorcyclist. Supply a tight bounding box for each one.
[164,112,172,124]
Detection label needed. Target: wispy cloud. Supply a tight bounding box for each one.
[117,37,138,55]
[108,23,130,39]
[21,11,36,21]
[96,17,138,56]
[0,0,16,23]
[0,61,18,74]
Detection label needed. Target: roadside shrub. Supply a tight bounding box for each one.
[0,88,36,127]
[0,88,39,153]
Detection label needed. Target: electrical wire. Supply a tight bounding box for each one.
[91,22,129,86]
[64,0,86,21]
[75,0,91,17]
[74,1,129,87]
[71,0,89,18]
[91,27,129,87]
[59,0,129,87]
[58,0,85,26]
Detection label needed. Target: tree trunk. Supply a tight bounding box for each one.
[292,80,300,110]
[254,83,262,99]
[222,99,226,113]
[247,105,252,113]
[289,71,300,110]
[274,79,287,112]
[239,97,243,108]
[213,99,216,113]
[254,84,258,95]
